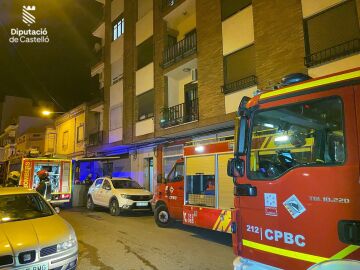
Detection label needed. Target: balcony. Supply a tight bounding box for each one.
[160,98,198,128]
[162,31,197,68]
[221,75,257,94]
[87,131,103,147]
[305,38,360,67]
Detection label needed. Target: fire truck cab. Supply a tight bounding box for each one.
[228,69,360,269]
[152,138,235,232]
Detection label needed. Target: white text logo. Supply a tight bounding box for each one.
[22,6,36,26]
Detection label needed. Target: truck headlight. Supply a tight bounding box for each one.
[57,236,77,252]
[120,194,130,199]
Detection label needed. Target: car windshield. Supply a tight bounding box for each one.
[111,180,142,189]
[0,193,53,223]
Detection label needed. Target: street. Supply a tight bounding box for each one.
[60,208,234,270]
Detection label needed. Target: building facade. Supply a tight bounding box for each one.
[90,0,360,190]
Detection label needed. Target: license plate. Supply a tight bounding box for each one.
[18,262,48,270]
[136,202,148,207]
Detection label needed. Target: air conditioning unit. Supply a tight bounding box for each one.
[191,69,198,82]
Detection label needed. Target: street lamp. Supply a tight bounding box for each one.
[41,110,64,116]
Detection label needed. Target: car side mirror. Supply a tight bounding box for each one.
[54,207,61,214]
[227,158,245,177]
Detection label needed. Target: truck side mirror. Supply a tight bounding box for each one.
[227,158,245,177]
[237,117,248,156]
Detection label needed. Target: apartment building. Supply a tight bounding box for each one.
[90,0,360,191]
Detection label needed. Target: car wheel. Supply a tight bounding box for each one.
[87,196,95,211]
[109,199,121,216]
[154,205,172,227]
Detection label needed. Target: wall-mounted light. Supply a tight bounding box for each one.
[195,145,204,153]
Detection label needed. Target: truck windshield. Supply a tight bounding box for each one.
[248,96,345,179]
[112,180,142,189]
[0,193,53,223]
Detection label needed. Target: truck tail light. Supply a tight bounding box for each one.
[60,194,71,199]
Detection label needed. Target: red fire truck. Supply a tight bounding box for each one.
[152,138,235,232]
[19,158,73,205]
[228,68,360,269]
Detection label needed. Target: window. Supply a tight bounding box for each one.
[62,131,69,149]
[304,0,360,66]
[137,36,153,70]
[110,105,123,130]
[221,0,252,20]
[223,44,256,92]
[248,97,345,180]
[47,134,56,152]
[95,179,103,188]
[168,163,184,182]
[113,16,124,41]
[137,89,154,121]
[76,124,84,143]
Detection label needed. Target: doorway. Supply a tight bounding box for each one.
[144,158,154,192]
[184,82,198,122]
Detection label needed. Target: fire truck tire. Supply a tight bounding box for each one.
[109,199,121,216]
[154,205,172,227]
[87,196,95,211]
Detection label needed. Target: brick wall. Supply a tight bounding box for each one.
[123,0,137,144]
[196,0,225,120]
[253,0,306,89]
[154,0,167,134]
[103,0,112,144]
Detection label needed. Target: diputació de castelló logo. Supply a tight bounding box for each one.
[9,5,50,44]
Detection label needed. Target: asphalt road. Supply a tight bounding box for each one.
[60,208,234,270]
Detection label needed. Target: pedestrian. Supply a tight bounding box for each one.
[84,173,93,185]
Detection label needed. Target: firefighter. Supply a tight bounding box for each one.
[84,173,93,185]
[5,171,20,187]
[36,170,51,201]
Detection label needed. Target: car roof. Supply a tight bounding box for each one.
[0,187,37,196]
[107,177,133,181]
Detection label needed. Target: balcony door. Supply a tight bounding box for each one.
[184,83,198,122]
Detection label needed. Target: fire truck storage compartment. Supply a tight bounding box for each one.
[185,153,233,209]
[33,161,70,193]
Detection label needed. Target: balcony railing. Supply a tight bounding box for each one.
[162,0,179,12]
[305,38,360,67]
[91,48,104,67]
[162,31,197,68]
[160,98,198,128]
[87,131,103,147]
[221,75,257,94]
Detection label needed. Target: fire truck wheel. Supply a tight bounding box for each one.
[154,205,172,227]
[87,196,95,211]
[109,199,121,216]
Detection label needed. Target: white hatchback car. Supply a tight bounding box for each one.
[86,177,153,215]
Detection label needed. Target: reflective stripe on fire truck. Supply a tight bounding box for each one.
[260,69,360,100]
[212,210,232,233]
[242,239,360,264]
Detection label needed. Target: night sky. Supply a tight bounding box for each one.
[0,0,102,110]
